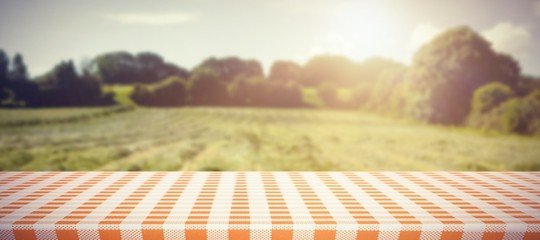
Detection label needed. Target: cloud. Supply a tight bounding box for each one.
[106,12,197,25]
[482,22,531,58]
[535,1,540,17]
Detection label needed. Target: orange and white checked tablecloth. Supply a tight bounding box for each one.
[0,172,539,240]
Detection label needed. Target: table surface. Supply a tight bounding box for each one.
[0,172,539,240]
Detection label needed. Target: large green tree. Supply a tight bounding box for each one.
[405,26,521,124]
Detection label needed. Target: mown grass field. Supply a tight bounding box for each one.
[1,106,539,171]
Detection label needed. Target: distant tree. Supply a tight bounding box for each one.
[365,64,407,113]
[269,61,303,84]
[404,26,521,124]
[135,52,165,82]
[232,76,304,108]
[9,53,28,82]
[188,57,264,105]
[92,51,188,84]
[131,76,188,106]
[0,50,8,83]
[232,76,269,106]
[317,82,338,107]
[302,55,359,87]
[35,60,113,106]
[92,52,136,84]
[193,57,263,83]
[352,57,407,108]
[55,61,79,87]
[0,52,39,107]
[267,82,304,108]
[0,50,9,104]
[134,52,189,83]
[188,68,228,105]
[357,57,403,84]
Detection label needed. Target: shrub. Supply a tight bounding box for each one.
[131,76,188,106]
[471,82,514,114]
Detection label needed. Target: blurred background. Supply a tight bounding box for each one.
[1,0,539,171]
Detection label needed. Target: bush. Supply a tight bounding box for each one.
[471,82,514,114]
[131,76,188,106]
[468,89,540,135]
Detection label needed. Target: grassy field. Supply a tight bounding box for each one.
[1,106,539,171]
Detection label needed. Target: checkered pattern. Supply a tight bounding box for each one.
[0,172,539,240]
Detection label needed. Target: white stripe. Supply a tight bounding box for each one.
[274,172,314,240]
[207,172,236,240]
[332,172,398,239]
[0,172,57,208]
[247,172,271,240]
[0,172,30,185]
[424,172,490,240]
[34,172,105,225]
[307,172,357,239]
[77,172,150,228]
[163,172,208,240]
[390,172,468,240]
[120,173,173,239]
[2,172,80,222]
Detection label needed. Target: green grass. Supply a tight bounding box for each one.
[1,107,539,171]
[103,85,135,106]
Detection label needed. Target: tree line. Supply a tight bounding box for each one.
[1,26,540,135]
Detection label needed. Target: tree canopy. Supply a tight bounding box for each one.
[92,51,189,84]
[404,26,521,124]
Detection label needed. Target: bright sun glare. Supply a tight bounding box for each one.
[335,3,400,58]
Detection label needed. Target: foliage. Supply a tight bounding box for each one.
[471,82,514,115]
[2,25,540,138]
[302,55,359,87]
[192,57,263,83]
[365,64,407,114]
[404,26,521,124]
[188,67,228,105]
[0,50,8,83]
[468,89,540,135]
[9,54,29,82]
[269,60,303,83]
[131,76,188,106]
[92,51,189,84]
[34,60,114,106]
[317,82,338,107]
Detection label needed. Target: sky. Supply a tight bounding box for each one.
[1,0,539,77]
